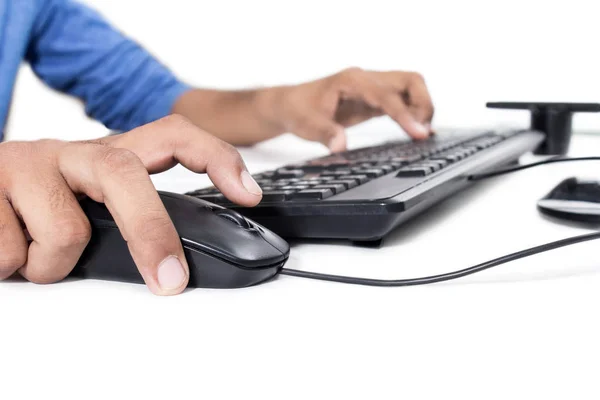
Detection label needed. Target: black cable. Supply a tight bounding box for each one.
[280,231,600,286]
[468,156,600,181]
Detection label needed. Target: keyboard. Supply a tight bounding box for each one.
[187,128,545,243]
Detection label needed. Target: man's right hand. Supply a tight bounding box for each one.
[0,115,263,295]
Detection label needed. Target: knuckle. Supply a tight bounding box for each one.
[408,71,426,83]
[97,147,143,175]
[159,113,193,128]
[342,66,363,77]
[216,140,243,161]
[49,217,92,250]
[0,139,63,164]
[0,141,32,162]
[338,67,364,85]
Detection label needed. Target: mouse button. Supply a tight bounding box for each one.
[180,223,287,268]
[253,225,290,256]
[243,219,289,255]
[214,209,252,229]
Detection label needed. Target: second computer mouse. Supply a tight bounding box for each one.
[538,177,600,224]
[71,192,290,289]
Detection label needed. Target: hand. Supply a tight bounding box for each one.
[172,67,434,152]
[0,115,263,295]
[270,68,435,152]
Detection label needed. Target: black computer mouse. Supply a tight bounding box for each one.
[71,192,290,289]
[538,177,600,224]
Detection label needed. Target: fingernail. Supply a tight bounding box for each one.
[157,256,187,292]
[241,170,262,196]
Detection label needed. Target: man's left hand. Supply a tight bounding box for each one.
[267,67,435,152]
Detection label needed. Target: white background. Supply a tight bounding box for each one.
[3,1,600,399]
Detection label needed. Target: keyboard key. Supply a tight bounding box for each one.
[351,168,385,178]
[431,159,449,168]
[396,167,434,177]
[390,155,422,164]
[431,154,461,163]
[289,189,335,200]
[280,185,310,191]
[326,180,359,189]
[321,169,353,177]
[295,180,320,186]
[261,190,295,202]
[273,180,292,186]
[411,161,446,172]
[312,184,347,194]
[274,169,305,178]
[377,165,397,173]
[254,171,275,178]
[342,175,370,184]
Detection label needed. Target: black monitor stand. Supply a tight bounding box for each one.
[487,102,600,155]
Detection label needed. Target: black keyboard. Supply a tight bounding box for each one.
[187,128,545,243]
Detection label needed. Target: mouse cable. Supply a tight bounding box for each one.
[280,231,600,286]
[281,155,600,286]
[468,156,600,181]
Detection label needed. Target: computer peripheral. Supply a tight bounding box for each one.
[188,128,545,244]
[538,177,600,224]
[70,192,290,289]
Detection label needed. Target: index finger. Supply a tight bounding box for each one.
[95,115,263,207]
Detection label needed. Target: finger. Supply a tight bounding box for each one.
[289,112,346,152]
[0,196,28,280]
[380,71,435,126]
[8,169,92,284]
[337,69,429,140]
[106,115,262,207]
[59,143,189,296]
[404,73,434,124]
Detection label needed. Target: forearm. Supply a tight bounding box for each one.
[171,87,287,146]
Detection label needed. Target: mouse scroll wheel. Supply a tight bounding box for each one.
[215,209,252,229]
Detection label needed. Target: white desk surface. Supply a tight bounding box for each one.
[2,126,600,399]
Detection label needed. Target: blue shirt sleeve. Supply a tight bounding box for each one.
[25,0,191,132]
